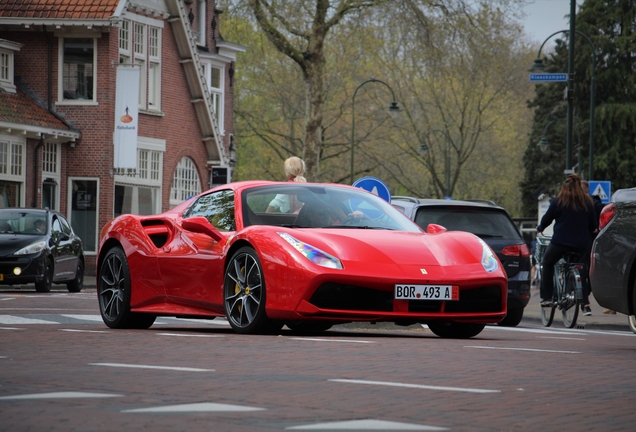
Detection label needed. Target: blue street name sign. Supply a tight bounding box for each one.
[352,176,391,203]
[588,180,611,204]
[529,73,568,82]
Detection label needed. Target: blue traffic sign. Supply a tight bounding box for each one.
[589,180,611,203]
[529,73,568,82]
[352,176,391,202]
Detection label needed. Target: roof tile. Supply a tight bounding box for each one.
[0,89,73,132]
[0,0,120,20]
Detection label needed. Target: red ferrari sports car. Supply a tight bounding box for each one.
[97,181,507,338]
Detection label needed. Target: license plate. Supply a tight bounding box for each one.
[395,284,458,300]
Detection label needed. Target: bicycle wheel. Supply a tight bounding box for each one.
[540,265,555,327]
[561,268,580,328]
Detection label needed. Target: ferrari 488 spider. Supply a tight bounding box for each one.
[97,181,507,338]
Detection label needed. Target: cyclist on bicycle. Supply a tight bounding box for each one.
[536,174,597,312]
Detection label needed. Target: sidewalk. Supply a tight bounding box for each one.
[523,284,632,332]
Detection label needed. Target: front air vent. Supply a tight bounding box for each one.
[141,220,170,248]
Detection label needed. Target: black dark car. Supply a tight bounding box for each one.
[590,199,636,332]
[392,197,531,326]
[0,209,84,292]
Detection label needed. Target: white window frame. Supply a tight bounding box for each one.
[57,36,98,105]
[114,137,164,215]
[120,14,164,113]
[196,0,207,47]
[0,39,20,94]
[42,143,61,211]
[203,61,225,134]
[0,134,26,205]
[170,157,202,206]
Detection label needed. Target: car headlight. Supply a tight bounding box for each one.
[14,241,47,256]
[278,232,343,269]
[478,238,499,273]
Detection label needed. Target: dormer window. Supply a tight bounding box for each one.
[0,39,22,94]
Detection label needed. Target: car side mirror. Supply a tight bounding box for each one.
[182,216,224,241]
[426,223,447,234]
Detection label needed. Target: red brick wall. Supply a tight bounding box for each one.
[1,8,235,275]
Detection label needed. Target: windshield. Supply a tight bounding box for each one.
[243,184,421,232]
[0,211,47,235]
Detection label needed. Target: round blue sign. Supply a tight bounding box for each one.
[352,176,391,202]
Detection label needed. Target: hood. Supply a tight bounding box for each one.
[0,234,47,257]
[287,229,482,267]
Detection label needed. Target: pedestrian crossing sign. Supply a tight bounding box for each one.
[589,180,611,203]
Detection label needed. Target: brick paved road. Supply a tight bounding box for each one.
[1,287,635,431]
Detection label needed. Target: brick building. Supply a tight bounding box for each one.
[0,0,245,274]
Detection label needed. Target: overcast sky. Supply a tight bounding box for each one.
[518,0,582,47]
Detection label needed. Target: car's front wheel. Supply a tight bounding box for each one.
[224,246,281,334]
[98,247,155,329]
[67,260,84,293]
[427,322,485,339]
[35,259,53,293]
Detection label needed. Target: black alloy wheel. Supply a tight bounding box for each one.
[98,247,155,329]
[427,322,485,339]
[67,260,84,293]
[224,246,281,334]
[35,259,53,293]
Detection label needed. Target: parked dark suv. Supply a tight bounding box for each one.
[392,197,531,326]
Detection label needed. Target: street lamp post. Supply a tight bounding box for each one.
[530,27,596,179]
[419,129,452,198]
[350,78,400,184]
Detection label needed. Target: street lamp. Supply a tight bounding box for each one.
[350,78,400,184]
[530,26,596,179]
[419,129,452,198]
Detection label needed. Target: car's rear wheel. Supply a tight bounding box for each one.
[224,246,281,334]
[66,260,84,293]
[35,259,53,293]
[98,247,155,329]
[426,322,485,339]
[497,305,524,327]
[286,321,333,334]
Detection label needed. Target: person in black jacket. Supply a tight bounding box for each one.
[536,174,597,313]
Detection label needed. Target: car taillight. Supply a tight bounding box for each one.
[598,203,616,231]
[501,244,530,257]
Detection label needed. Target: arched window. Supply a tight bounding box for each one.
[170,157,201,206]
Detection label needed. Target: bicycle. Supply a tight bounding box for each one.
[535,236,584,328]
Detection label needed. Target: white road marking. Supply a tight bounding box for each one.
[465,346,581,354]
[0,316,59,324]
[59,329,108,333]
[61,314,103,322]
[0,298,15,301]
[291,337,374,344]
[484,324,636,337]
[329,378,500,394]
[539,336,586,341]
[0,326,25,330]
[157,333,225,338]
[286,419,447,430]
[89,362,214,372]
[121,402,264,413]
[0,391,122,400]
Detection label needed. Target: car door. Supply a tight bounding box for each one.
[50,216,75,279]
[158,190,234,308]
